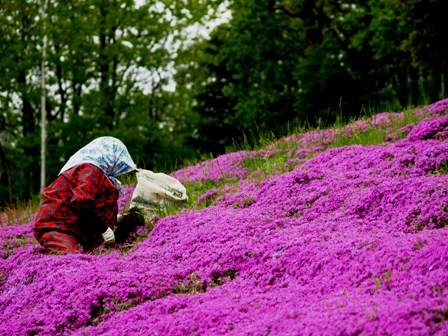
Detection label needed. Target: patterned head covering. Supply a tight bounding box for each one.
[59,136,137,194]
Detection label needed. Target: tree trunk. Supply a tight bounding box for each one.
[40,0,49,192]
[98,0,119,130]
[0,148,13,204]
[440,73,445,99]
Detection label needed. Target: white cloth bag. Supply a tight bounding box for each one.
[129,169,188,217]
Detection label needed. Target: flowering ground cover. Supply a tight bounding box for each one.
[1,99,448,335]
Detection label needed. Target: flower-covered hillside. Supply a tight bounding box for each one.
[1,99,448,335]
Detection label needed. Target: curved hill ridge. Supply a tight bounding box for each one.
[1,99,448,335]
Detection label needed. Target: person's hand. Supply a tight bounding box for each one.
[101,227,115,245]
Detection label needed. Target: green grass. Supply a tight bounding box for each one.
[184,180,217,208]
[0,194,42,226]
[117,172,138,186]
[0,101,439,234]
[238,105,433,182]
[330,108,430,148]
[2,98,446,259]
[241,152,290,177]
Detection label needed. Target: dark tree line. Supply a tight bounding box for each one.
[1,0,447,206]
[178,0,447,154]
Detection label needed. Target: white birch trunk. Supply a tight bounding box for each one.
[40,0,48,192]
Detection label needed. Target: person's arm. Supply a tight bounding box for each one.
[77,204,109,234]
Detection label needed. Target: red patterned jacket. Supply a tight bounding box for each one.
[33,163,119,238]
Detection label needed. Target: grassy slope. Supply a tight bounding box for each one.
[1,99,448,335]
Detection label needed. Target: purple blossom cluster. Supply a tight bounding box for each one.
[117,185,135,212]
[426,98,448,115]
[172,151,253,183]
[172,150,281,184]
[1,99,448,335]
[172,100,448,186]
[195,188,219,207]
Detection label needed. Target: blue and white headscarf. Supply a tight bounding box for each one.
[59,136,137,194]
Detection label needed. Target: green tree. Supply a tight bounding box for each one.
[180,0,448,153]
[175,25,240,155]
[0,0,225,206]
[176,0,306,154]
[0,0,42,202]
[345,0,447,108]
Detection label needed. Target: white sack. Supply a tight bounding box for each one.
[129,169,188,217]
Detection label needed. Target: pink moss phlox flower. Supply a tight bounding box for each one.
[407,115,448,142]
[425,98,448,115]
[2,99,448,335]
[118,186,135,212]
[172,151,251,183]
[196,189,219,206]
[172,150,279,184]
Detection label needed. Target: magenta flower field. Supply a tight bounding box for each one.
[1,100,448,335]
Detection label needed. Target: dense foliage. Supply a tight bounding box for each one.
[1,99,448,335]
[1,0,447,207]
[179,0,448,154]
[0,0,224,205]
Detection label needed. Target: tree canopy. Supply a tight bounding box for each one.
[1,0,446,206]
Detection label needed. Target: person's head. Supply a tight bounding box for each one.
[84,136,137,177]
[60,136,137,193]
